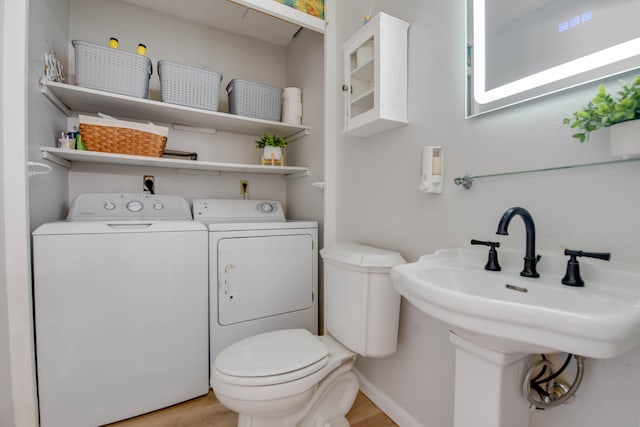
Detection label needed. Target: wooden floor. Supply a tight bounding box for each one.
[106,389,398,427]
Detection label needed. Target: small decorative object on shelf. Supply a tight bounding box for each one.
[273,0,324,19]
[44,41,64,83]
[359,0,375,23]
[256,134,288,166]
[563,75,640,158]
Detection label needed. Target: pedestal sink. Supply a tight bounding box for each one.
[391,248,640,427]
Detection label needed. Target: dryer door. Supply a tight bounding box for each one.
[217,234,314,325]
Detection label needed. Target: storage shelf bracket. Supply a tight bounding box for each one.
[40,78,71,117]
[286,128,310,142]
[172,124,217,135]
[176,168,221,176]
[285,170,311,180]
[41,149,72,168]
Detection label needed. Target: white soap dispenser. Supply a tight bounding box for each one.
[419,146,444,194]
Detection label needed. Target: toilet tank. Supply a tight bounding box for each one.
[320,243,406,357]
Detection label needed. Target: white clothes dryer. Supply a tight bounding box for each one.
[32,193,209,427]
[192,199,318,362]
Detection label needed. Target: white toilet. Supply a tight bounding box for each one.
[211,243,406,427]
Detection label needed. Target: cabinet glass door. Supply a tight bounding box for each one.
[348,35,375,120]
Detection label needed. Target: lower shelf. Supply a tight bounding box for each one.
[41,147,310,178]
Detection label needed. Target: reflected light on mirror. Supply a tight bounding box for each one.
[473,0,640,104]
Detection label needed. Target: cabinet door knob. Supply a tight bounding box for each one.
[341,84,352,93]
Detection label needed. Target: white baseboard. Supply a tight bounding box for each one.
[353,368,423,427]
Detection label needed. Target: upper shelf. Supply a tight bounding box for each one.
[40,80,310,140]
[228,0,326,34]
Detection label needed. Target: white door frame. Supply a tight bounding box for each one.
[1,0,39,425]
[323,0,337,247]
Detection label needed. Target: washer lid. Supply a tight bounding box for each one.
[215,329,328,378]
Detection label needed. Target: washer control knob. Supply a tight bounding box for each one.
[260,202,274,213]
[126,200,143,212]
[153,202,164,211]
[104,202,116,211]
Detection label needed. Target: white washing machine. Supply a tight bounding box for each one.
[193,199,318,362]
[32,193,209,427]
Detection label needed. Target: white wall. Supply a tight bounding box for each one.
[27,0,70,229]
[333,1,640,426]
[69,0,288,108]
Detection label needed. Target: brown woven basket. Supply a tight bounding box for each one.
[79,123,167,157]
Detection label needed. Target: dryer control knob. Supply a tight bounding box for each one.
[127,200,143,212]
[260,202,274,213]
[104,202,116,211]
[153,203,164,210]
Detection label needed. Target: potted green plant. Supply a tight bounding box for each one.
[563,75,640,158]
[255,134,288,165]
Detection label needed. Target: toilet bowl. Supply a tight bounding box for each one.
[211,243,406,427]
[212,330,357,427]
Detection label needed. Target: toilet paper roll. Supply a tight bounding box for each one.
[282,101,302,125]
[282,113,301,125]
[283,87,302,102]
[283,101,302,116]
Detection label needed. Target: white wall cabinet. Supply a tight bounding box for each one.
[341,13,409,137]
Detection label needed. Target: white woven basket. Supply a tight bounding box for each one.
[158,61,223,111]
[226,79,283,122]
[73,40,152,99]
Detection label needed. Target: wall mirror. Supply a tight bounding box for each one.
[466,0,640,117]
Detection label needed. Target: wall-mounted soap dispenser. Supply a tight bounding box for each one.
[419,146,443,193]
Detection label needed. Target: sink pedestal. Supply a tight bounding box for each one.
[450,332,530,427]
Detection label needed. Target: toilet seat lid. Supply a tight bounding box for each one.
[215,329,329,379]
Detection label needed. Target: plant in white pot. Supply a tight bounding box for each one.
[563,75,640,158]
[256,134,288,165]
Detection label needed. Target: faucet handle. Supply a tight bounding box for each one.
[561,249,611,287]
[564,249,611,261]
[470,239,500,248]
[470,239,501,271]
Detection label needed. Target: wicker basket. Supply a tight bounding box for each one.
[226,79,283,122]
[158,61,223,111]
[78,115,169,157]
[73,40,152,99]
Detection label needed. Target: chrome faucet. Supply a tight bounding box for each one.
[496,207,540,278]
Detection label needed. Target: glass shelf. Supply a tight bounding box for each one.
[351,59,374,81]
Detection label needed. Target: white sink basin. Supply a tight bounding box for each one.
[391,248,640,358]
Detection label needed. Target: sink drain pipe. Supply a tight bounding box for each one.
[521,354,586,409]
